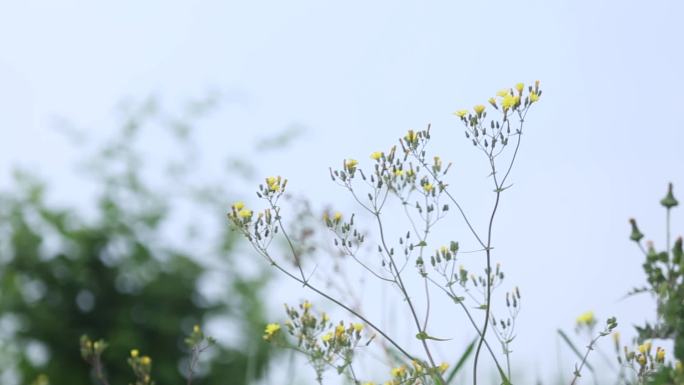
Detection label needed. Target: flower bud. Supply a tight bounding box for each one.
[660,182,679,209]
[629,218,644,242]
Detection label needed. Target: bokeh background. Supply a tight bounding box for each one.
[1,1,683,384]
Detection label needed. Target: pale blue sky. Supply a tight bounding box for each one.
[1,1,683,382]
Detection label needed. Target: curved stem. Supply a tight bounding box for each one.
[473,124,524,385]
[472,189,501,385]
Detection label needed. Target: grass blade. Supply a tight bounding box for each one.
[557,329,594,373]
[445,338,477,384]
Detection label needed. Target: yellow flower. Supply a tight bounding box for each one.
[422,182,433,193]
[515,82,524,93]
[576,311,595,326]
[335,324,346,336]
[454,109,468,118]
[352,323,364,332]
[639,341,652,354]
[394,169,404,177]
[473,105,485,115]
[344,159,358,171]
[232,201,245,210]
[412,360,423,373]
[140,356,151,366]
[656,347,665,363]
[405,130,418,144]
[530,92,540,103]
[637,354,647,366]
[496,89,510,97]
[333,212,343,222]
[438,362,449,373]
[193,325,201,333]
[266,176,280,192]
[130,349,139,358]
[238,209,253,219]
[321,312,330,322]
[502,94,516,110]
[302,301,312,310]
[390,366,406,377]
[488,97,497,107]
[263,323,281,340]
[370,151,383,160]
[322,332,333,342]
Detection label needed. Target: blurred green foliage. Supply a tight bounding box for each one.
[0,96,275,385]
[629,184,684,384]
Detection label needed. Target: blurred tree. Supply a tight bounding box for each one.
[0,95,278,385]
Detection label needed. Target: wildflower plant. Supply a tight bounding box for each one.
[78,325,215,385]
[228,82,544,384]
[263,301,370,384]
[623,184,684,384]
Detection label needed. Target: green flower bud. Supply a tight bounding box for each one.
[660,183,679,209]
[629,218,644,242]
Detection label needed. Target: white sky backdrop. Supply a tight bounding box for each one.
[1,1,684,383]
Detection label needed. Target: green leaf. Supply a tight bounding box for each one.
[416,331,452,341]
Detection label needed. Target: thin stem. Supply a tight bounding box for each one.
[666,208,673,281]
[570,332,606,385]
[253,241,416,361]
[472,188,501,385]
[473,120,525,385]
[93,357,111,385]
[272,204,308,283]
[187,347,199,385]
[426,276,507,373]
[374,214,443,381]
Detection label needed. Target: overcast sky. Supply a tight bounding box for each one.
[1,1,683,383]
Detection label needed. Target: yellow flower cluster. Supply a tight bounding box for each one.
[127,348,153,384]
[229,201,254,224]
[390,365,406,378]
[266,176,282,192]
[623,340,669,372]
[263,323,281,341]
[455,81,541,120]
